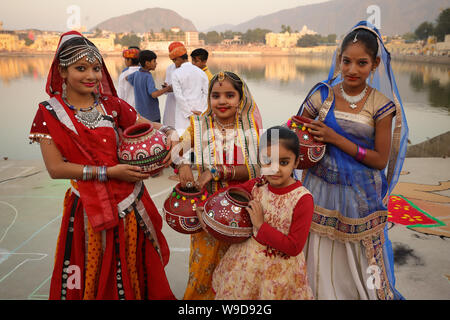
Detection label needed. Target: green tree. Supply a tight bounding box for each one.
[434,8,450,42]
[297,34,321,47]
[241,28,271,44]
[326,34,337,44]
[402,32,417,43]
[93,28,102,38]
[281,25,292,33]
[205,31,222,44]
[221,30,235,39]
[116,33,141,48]
[415,22,434,40]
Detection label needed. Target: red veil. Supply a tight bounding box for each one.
[33,31,174,299]
[46,30,117,98]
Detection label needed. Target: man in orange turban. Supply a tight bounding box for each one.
[165,41,208,135]
[162,42,187,127]
[168,41,188,60]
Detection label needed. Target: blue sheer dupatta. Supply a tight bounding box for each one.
[297,21,408,300]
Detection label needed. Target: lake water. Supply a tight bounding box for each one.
[1,55,449,160]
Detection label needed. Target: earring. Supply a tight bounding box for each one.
[370,69,375,85]
[95,82,103,100]
[62,81,67,99]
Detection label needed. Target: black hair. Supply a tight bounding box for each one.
[139,50,157,67]
[209,71,243,100]
[341,28,378,61]
[58,36,98,53]
[191,48,209,61]
[259,126,300,160]
[180,53,189,60]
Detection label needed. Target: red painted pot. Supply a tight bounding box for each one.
[287,115,326,169]
[202,187,253,243]
[118,123,169,175]
[163,184,207,234]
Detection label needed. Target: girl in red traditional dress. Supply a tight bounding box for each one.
[212,126,314,300]
[29,31,176,300]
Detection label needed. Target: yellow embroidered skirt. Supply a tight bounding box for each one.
[183,231,230,300]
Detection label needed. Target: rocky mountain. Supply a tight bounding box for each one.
[93,8,197,33]
[210,0,448,36]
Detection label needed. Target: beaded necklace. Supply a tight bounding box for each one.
[63,96,102,129]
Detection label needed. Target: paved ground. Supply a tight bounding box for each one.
[0,158,449,300]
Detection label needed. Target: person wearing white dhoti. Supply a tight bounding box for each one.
[162,63,177,128]
[168,42,208,136]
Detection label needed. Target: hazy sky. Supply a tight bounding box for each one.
[0,0,329,32]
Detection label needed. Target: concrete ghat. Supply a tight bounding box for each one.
[0,158,448,300]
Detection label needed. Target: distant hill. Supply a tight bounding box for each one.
[204,23,236,33]
[93,8,197,33]
[220,0,449,36]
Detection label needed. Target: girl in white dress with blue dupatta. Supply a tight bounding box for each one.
[297,21,408,300]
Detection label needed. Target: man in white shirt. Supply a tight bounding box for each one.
[169,42,208,135]
[162,58,177,128]
[117,47,140,107]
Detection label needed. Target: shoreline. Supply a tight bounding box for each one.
[1,49,449,65]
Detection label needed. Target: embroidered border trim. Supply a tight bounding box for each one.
[310,206,388,242]
[362,232,394,300]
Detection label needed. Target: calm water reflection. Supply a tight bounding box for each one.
[1,55,449,160]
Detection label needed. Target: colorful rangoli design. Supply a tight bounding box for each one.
[388,195,445,229]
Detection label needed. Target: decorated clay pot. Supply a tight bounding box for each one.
[118,123,169,175]
[202,187,253,243]
[163,184,208,234]
[287,115,326,169]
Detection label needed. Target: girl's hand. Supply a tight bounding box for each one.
[162,130,178,166]
[107,164,150,182]
[178,164,195,188]
[196,170,213,191]
[304,120,339,144]
[247,200,264,231]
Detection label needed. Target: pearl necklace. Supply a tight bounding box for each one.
[340,83,368,109]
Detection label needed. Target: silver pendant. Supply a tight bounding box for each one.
[349,103,357,109]
[75,107,103,129]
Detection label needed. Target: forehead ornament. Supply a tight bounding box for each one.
[59,40,102,67]
[218,71,225,86]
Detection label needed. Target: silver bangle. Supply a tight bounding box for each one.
[82,165,94,181]
[98,166,108,182]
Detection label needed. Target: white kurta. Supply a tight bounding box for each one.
[117,66,140,107]
[162,63,177,128]
[172,62,208,135]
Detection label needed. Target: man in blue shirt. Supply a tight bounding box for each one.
[127,50,170,122]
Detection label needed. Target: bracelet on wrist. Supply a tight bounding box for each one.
[82,165,108,182]
[355,145,367,162]
[159,125,175,136]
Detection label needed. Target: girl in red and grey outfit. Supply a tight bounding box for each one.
[29,31,176,300]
